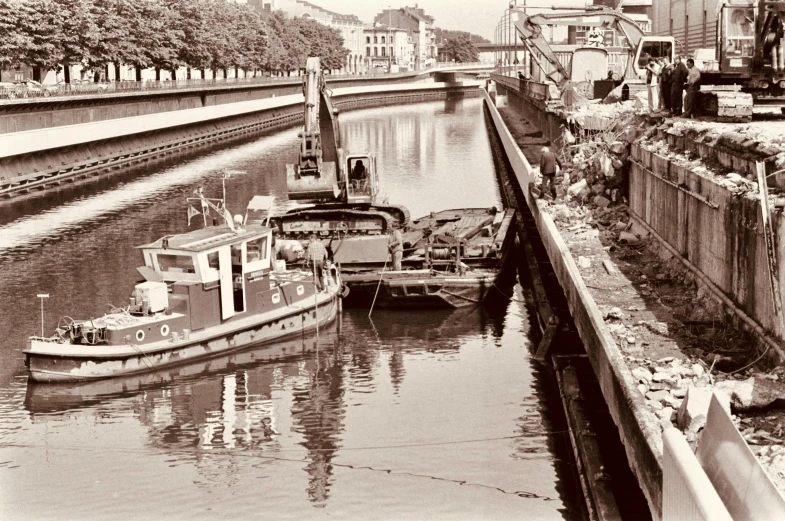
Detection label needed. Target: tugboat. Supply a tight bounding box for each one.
[24,190,343,383]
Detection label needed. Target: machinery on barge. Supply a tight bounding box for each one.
[271,56,409,245]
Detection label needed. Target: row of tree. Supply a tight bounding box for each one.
[0,0,350,82]
[433,29,485,63]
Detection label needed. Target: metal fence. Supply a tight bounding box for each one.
[0,63,470,102]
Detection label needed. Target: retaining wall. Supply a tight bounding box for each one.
[0,73,428,135]
[0,82,480,201]
[630,144,785,363]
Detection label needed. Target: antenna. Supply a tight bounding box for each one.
[36,293,49,338]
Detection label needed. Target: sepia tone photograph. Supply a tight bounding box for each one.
[3,1,785,520]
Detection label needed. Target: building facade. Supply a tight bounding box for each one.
[363,25,415,72]
[374,6,437,70]
[652,0,720,56]
[253,0,365,73]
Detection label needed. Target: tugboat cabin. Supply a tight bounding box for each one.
[138,223,274,327]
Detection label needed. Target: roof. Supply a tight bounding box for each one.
[139,223,270,253]
[295,0,362,23]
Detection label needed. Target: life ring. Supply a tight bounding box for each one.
[339,284,351,298]
[135,330,145,342]
[160,324,170,337]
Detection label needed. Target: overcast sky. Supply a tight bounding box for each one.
[315,0,587,41]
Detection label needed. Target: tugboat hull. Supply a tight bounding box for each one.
[25,291,339,383]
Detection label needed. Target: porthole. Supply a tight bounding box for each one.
[136,330,145,342]
[160,324,170,337]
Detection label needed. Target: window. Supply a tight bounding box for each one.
[637,40,673,67]
[381,36,385,44]
[366,46,371,57]
[381,47,386,56]
[158,254,195,273]
[374,47,378,56]
[366,36,370,44]
[246,236,268,263]
[374,36,378,43]
[725,7,754,58]
[207,252,219,269]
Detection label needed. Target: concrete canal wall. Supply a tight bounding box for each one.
[0,81,480,200]
[482,89,665,519]
[629,142,785,364]
[0,72,430,135]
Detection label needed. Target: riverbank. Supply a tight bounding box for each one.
[494,85,785,502]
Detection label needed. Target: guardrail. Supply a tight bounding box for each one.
[0,65,452,102]
[663,393,785,520]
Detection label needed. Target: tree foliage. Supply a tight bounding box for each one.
[1,0,350,80]
[439,34,479,63]
[434,28,489,45]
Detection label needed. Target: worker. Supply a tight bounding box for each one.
[671,55,688,116]
[351,160,366,181]
[659,56,673,114]
[539,146,561,200]
[645,56,661,112]
[305,233,327,291]
[388,228,403,271]
[682,58,701,119]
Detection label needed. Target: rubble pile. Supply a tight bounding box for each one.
[627,352,785,489]
[530,114,785,491]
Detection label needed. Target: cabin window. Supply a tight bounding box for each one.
[207,251,219,269]
[246,236,268,263]
[158,254,195,273]
[725,7,754,58]
[637,41,672,68]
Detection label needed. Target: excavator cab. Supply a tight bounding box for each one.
[344,153,377,204]
[633,37,675,78]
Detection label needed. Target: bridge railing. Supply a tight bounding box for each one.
[0,67,441,102]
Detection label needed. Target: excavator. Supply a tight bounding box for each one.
[271,57,409,239]
[695,0,785,120]
[510,5,675,96]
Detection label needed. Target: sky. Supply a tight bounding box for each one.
[314,0,587,41]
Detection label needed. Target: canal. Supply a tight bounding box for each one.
[0,98,585,520]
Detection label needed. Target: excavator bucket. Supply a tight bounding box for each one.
[286,161,340,201]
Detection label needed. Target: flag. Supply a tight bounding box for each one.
[223,207,235,231]
[187,205,200,226]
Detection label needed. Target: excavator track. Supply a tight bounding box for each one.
[371,203,410,228]
[271,207,397,237]
[699,89,754,122]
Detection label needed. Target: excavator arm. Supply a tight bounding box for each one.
[511,6,668,83]
[297,57,325,175]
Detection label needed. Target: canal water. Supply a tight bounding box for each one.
[0,98,584,520]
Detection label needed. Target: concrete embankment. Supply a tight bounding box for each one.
[0,81,480,201]
[489,70,785,517]
[482,89,665,519]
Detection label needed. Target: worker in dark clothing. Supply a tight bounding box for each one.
[670,56,688,116]
[539,146,561,200]
[659,56,673,113]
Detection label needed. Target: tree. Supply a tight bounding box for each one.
[434,28,489,45]
[439,34,479,63]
